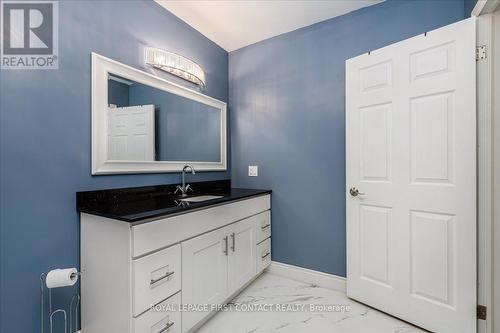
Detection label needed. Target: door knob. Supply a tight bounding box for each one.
[349,187,365,197]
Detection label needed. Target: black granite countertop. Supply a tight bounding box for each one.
[76,180,271,223]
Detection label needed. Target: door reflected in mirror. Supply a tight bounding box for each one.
[107,74,221,163]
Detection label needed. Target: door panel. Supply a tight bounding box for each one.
[360,103,392,181]
[360,204,392,287]
[410,42,454,81]
[107,105,155,161]
[181,226,230,332]
[410,211,455,306]
[346,18,476,333]
[359,60,392,92]
[228,218,257,295]
[410,92,454,184]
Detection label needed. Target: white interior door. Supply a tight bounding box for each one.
[107,104,155,161]
[346,18,476,333]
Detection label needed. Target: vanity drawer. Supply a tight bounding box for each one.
[256,238,271,272]
[133,292,181,333]
[254,211,271,244]
[133,244,181,317]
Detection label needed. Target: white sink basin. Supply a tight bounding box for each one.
[178,195,224,202]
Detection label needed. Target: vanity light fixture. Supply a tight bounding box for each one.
[144,47,206,86]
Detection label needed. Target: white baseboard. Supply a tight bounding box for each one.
[266,261,346,292]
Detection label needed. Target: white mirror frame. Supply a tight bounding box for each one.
[91,53,227,175]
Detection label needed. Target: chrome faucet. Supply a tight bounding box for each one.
[175,164,195,197]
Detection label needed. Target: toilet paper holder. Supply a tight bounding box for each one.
[40,270,82,333]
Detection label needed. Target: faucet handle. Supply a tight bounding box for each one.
[174,185,183,194]
[185,184,193,193]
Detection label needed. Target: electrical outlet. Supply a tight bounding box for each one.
[248,165,258,177]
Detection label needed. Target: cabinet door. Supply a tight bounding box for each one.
[181,226,230,332]
[228,217,257,295]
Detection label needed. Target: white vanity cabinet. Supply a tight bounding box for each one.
[81,194,271,333]
[227,216,257,294]
[181,216,258,331]
[181,225,230,331]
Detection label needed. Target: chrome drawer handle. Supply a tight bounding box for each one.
[223,236,228,256]
[261,224,271,230]
[261,252,270,260]
[150,271,174,285]
[230,233,235,252]
[157,321,174,333]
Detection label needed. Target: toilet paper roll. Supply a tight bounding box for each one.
[46,268,78,288]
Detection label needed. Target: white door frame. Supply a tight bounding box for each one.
[493,12,500,333]
[473,1,499,333]
[473,0,500,17]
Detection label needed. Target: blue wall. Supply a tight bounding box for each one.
[229,0,466,277]
[108,79,130,107]
[464,0,478,17]
[0,1,228,332]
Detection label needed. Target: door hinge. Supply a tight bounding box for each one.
[476,45,487,61]
[477,305,487,320]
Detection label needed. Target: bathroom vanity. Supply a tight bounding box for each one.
[81,53,269,332]
[78,181,271,333]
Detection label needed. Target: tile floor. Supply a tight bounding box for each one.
[197,273,426,333]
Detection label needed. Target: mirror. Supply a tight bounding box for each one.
[107,74,221,163]
[91,53,227,175]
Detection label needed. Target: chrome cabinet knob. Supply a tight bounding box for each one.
[349,187,365,197]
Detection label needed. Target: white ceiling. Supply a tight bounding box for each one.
[155,0,383,52]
